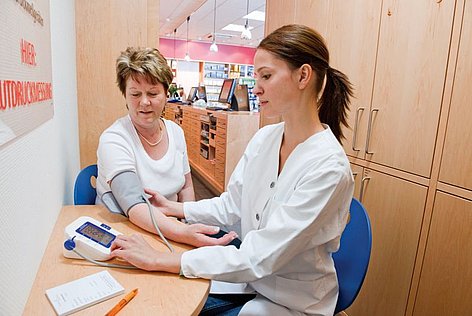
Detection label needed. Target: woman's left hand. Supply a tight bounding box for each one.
[110,234,181,272]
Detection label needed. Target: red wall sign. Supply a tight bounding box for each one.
[0,0,53,147]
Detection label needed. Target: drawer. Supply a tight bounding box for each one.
[216,126,226,136]
[216,137,226,148]
[215,165,225,176]
[209,138,216,147]
[215,174,225,186]
[215,148,226,159]
[216,118,227,128]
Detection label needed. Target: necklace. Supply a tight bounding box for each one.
[136,120,163,147]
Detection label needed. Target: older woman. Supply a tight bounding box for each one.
[96,47,236,247]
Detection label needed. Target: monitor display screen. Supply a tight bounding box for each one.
[218,79,236,104]
[231,84,249,111]
[187,87,198,102]
[197,86,207,102]
[76,222,115,248]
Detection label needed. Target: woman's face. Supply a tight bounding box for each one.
[253,49,301,117]
[125,76,167,129]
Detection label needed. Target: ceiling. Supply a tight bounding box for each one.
[159,0,266,48]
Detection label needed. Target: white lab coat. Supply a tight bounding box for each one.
[181,123,354,316]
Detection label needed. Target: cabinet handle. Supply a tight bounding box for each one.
[352,172,358,178]
[365,109,379,154]
[352,107,365,151]
[359,176,371,203]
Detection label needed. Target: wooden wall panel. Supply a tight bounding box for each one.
[258,0,293,127]
[294,0,329,37]
[264,0,296,35]
[76,0,159,168]
[439,0,472,190]
[413,192,472,315]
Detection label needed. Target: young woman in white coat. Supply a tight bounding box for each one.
[110,24,355,316]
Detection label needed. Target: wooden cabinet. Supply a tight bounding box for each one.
[412,192,472,315]
[177,106,259,194]
[331,0,455,177]
[364,0,455,177]
[181,107,200,164]
[413,5,472,312]
[163,103,182,125]
[348,165,427,316]
[439,0,472,191]
[325,0,381,160]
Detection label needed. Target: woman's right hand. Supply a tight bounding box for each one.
[144,188,184,218]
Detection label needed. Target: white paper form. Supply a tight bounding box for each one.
[45,270,124,316]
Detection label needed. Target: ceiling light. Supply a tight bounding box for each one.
[241,23,252,40]
[209,0,218,53]
[241,0,252,40]
[210,41,218,52]
[222,24,252,32]
[243,10,265,21]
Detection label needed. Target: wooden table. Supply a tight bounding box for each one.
[23,205,210,315]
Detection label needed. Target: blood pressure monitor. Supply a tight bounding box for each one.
[63,216,122,261]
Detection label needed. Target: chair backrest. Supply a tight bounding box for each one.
[332,198,372,314]
[73,164,98,205]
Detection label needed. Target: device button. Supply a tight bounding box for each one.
[100,223,111,230]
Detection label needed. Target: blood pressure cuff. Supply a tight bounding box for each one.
[100,170,146,217]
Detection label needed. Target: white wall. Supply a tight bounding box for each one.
[175,60,200,99]
[0,1,80,314]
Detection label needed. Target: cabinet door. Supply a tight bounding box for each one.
[439,0,472,190]
[413,192,472,315]
[265,0,295,34]
[367,0,455,177]
[350,163,363,200]
[293,0,330,38]
[347,169,427,316]
[327,0,382,158]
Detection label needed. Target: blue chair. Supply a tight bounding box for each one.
[332,198,372,314]
[73,164,98,205]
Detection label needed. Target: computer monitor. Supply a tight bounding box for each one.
[230,84,250,111]
[187,87,198,102]
[197,86,207,102]
[218,79,236,104]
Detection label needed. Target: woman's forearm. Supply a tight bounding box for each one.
[128,203,188,242]
[177,172,196,202]
[163,199,186,218]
